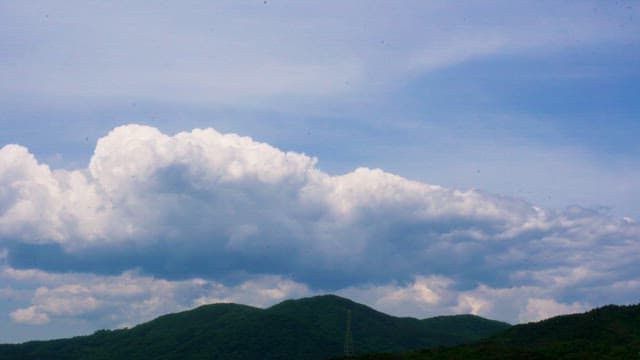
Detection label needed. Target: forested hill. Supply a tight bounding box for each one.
[0,294,509,360]
[493,303,640,347]
[348,303,640,359]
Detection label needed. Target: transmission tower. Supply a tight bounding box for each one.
[344,309,354,357]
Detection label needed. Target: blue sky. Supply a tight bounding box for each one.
[1,0,639,343]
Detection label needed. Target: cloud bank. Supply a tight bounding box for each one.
[1,124,639,337]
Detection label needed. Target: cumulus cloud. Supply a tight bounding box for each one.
[1,265,589,329]
[3,265,309,328]
[0,125,514,284]
[1,124,639,330]
[192,275,311,309]
[0,144,108,244]
[337,276,590,324]
[520,298,586,323]
[10,306,50,325]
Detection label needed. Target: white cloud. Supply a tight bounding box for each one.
[338,276,590,324]
[451,285,579,323]
[2,126,639,278]
[193,275,311,309]
[10,306,50,325]
[4,265,310,328]
[0,144,109,245]
[2,263,596,331]
[0,124,639,333]
[0,124,549,286]
[519,298,586,323]
[338,276,455,318]
[31,286,100,317]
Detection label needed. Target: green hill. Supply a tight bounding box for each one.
[348,303,640,359]
[0,294,509,360]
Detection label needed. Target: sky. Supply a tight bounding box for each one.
[0,0,639,343]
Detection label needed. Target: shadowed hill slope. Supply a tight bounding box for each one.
[0,294,509,360]
[346,303,640,359]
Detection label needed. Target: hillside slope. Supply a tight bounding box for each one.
[349,303,640,359]
[0,294,509,360]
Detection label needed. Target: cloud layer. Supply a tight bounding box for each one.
[1,124,639,339]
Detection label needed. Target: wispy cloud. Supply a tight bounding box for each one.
[2,1,637,105]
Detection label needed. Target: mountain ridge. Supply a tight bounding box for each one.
[346,302,640,359]
[0,294,509,359]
